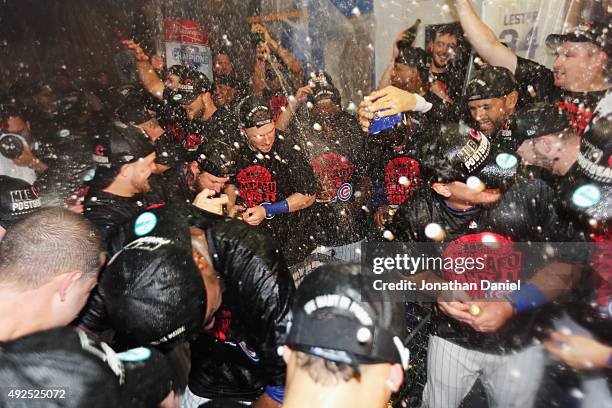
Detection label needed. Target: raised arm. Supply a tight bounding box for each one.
[122,39,165,100]
[253,23,304,85]
[454,0,517,73]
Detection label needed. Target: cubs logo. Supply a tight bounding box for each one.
[337,183,353,202]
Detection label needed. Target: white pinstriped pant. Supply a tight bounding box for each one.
[421,336,546,408]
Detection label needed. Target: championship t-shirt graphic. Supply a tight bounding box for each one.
[311,153,355,202]
[441,233,522,299]
[384,157,421,206]
[236,165,277,208]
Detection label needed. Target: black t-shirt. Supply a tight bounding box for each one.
[514,56,610,135]
[231,130,316,263]
[366,121,423,210]
[389,178,566,352]
[289,110,369,246]
[188,108,240,147]
[416,50,465,104]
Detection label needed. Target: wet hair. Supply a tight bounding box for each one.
[0,208,104,289]
[433,24,460,41]
[294,351,357,386]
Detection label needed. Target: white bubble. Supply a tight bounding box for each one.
[481,233,497,244]
[398,176,410,187]
[293,145,301,151]
[347,101,357,111]
[425,223,445,241]
[383,230,395,240]
[570,388,584,399]
[441,4,450,12]
[510,368,521,378]
[306,101,314,109]
[467,176,485,192]
[356,327,372,343]
[351,7,361,16]
[90,196,97,202]
[559,326,573,336]
[288,95,296,102]
[313,123,323,132]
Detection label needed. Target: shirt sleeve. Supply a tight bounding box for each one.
[514,56,559,105]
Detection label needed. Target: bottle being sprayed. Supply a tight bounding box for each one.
[397,19,421,50]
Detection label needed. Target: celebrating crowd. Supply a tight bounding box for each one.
[0,0,610,407]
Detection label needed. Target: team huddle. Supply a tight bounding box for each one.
[0,0,610,407]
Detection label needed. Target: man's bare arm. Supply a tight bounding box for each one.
[122,40,164,99]
[454,0,518,73]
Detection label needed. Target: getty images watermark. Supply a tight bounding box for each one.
[359,241,593,302]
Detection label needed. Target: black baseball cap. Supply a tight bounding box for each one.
[395,46,426,67]
[0,327,174,408]
[195,138,236,177]
[0,175,42,230]
[465,65,517,102]
[103,204,208,350]
[115,89,154,125]
[308,71,342,106]
[285,263,409,374]
[509,102,571,144]
[92,122,155,168]
[239,95,273,128]
[546,19,611,56]
[559,111,612,224]
[418,122,519,189]
[171,68,213,105]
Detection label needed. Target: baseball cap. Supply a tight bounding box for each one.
[115,89,154,125]
[0,175,42,230]
[558,111,612,224]
[308,71,341,106]
[546,19,611,56]
[509,102,571,144]
[171,69,213,105]
[92,122,155,168]
[418,122,519,189]
[102,203,208,350]
[465,65,517,102]
[285,263,409,374]
[395,46,426,67]
[195,138,236,177]
[0,327,174,408]
[239,95,273,128]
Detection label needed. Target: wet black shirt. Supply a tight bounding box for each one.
[231,130,316,264]
[290,110,369,246]
[514,56,610,135]
[389,178,566,352]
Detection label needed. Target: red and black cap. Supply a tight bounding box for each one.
[285,263,409,374]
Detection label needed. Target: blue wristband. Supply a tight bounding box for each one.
[265,385,285,403]
[261,200,289,217]
[507,282,548,314]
